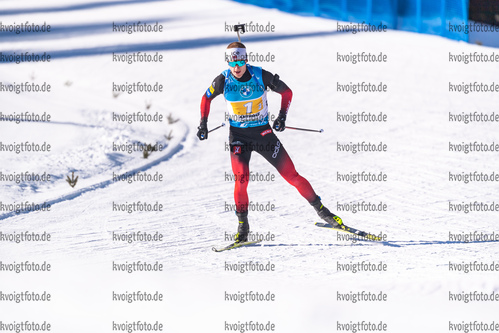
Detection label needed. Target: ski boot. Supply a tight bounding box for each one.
[234,211,249,243]
[311,196,344,228]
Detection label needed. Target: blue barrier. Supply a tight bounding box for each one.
[233,0,469,41]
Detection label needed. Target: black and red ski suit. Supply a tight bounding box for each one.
[200,67,318,214]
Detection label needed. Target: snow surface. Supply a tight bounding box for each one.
[1,0,499,332]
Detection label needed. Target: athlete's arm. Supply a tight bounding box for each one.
[262,69,291,131]
[200,74,225,121]
[262,69,292,115]
[198,74,225,140]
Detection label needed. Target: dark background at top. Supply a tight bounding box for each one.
[470,0,499,26]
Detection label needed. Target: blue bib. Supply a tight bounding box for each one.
[222,64,269,128]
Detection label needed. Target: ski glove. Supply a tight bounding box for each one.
[273,112,286,132]
[197,119,208,140]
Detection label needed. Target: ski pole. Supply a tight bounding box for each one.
[208,122,226,133]
[285,126,324,133]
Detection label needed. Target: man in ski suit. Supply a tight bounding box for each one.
[197,41,342,243]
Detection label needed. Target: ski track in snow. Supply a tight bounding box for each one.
[0,117,188,220]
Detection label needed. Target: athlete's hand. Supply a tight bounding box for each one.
[273,113,286,132]
[197,119,208,140]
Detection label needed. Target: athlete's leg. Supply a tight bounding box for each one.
[230,140,251,242]
[230,141,251,213]
[258,133,343,226]
[258,134,317,203]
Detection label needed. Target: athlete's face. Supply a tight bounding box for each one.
[229,61,246,79]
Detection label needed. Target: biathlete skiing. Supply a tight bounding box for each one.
[197,38,345,245]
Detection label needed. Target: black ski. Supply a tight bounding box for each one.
[315,222,382,241]
[212,239,263,252]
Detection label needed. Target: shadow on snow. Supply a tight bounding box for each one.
[0,30,347,64]
[0,125,189,221]
[0,0,165,16]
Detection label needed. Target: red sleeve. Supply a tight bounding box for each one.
[200,94,211,121]
[278,87,292,114]
[200,74,225,122]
